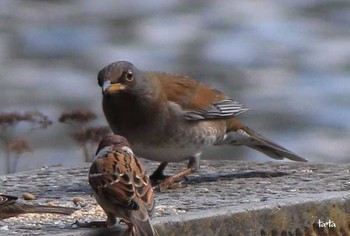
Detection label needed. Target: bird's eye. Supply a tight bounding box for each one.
[125,70,134,82]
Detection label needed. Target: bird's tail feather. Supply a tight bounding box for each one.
[225,126,307,162]
[22,204,77,215]
[131,217,158,236]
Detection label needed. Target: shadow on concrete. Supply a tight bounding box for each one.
[187,171,289,184]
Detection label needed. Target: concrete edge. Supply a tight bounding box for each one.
[55,191,350,236]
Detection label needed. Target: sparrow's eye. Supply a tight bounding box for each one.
[125,70,134,82]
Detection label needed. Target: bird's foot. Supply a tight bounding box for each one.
[153,167,195,191]
[150,162,169,186]
[151,162,195,191]
[153,176,188,192]
[150,172,172,186]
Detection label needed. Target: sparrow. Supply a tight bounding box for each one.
[98,61,307,187]
[0,194,77,220]
[87,135,157,236]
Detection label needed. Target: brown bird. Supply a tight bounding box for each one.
[98,61,307,187]
[0,194,77,220]
[88,135,157,236]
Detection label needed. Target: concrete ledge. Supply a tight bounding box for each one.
[154,191,350,236]
[1,160,350,235]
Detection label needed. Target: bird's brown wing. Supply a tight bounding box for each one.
[149,72,249,120]
[0,194,76,220]
[89,150,154,215]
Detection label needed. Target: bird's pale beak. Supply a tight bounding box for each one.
[102,81,125,95]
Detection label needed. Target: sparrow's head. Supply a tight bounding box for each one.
[95,134,131,155]
[98,61,148,97]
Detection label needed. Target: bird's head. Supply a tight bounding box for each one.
[97,61,148,97]
[95,134,131,155]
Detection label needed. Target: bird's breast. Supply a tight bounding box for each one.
[103,94,166,137]
[103,94,227,162]
[131,120,226,162]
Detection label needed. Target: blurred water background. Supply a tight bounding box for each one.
[1,0,350,174]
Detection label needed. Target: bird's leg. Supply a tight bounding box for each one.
[150,162,168,185]
[156,156,200,190]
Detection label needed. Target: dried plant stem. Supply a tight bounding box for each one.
[59,110,110,162]
[5,148,11,174]
[0,111,52,174]
[82,145,90,163]
[11,154,20,173]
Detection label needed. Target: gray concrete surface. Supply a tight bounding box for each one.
[1,160,350,235]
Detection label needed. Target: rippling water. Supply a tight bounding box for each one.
[1,0,350,174]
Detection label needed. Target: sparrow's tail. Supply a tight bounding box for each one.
[21,204,77,215]
[131,217,158,236]
[224,126,307,162]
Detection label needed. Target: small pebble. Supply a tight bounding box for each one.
[45,200,55,206]
[73,197,87,207]
[23,192,37,200]
[260,196,269,201]
[0,176,8,182]
[0,225,9,231]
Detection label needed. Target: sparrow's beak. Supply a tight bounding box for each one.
[102,81,125,95]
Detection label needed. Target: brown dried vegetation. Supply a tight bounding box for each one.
[6,138,32,173]
[59,110,110,162]
[0,111,52,173]
[0,110,111,173]
[0,111,52,129]
[59,110,96,124]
